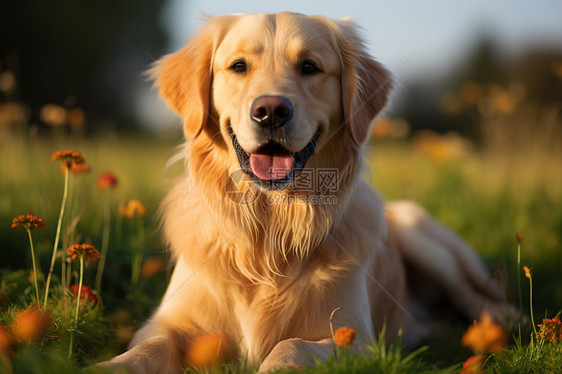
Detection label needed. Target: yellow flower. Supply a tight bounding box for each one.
[67,243,100,263]
[523,265,532,279]
[185,334,229,368]
[120,199,146,218]
[11,213,46,230]
[334,326,356,347]
[461,312,508,354]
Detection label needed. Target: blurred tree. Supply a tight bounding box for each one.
[393,33,562,141]
[0,0,169,130]
[511,50,562,105]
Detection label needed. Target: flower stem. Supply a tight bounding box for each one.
[131,216,145,286]
[529,275,537,336]
[517,242,522,321]
[69,254,84,359]
[95,198,111,294]
[26,228,40,303]
[44,167,70,307]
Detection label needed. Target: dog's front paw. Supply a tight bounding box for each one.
[95,336,182,374]
[258,338,333,373]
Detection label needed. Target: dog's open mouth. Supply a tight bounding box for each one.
[232,129,321,190]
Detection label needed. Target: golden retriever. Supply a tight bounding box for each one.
[99,12,510,373]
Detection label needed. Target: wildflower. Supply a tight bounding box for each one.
[185,334,228,368]
[67,243,100,263]
[98,172,118,189]
[523,265,532,279]
[70,284,97,303]
[51,150,87,173]
[11,213,45,302]
[461,312,508,354]
[66,162,90,174]
[334,326,356,347]
[0,326,13,355]
[536,317,562,343]
[10,213,46,230]
[11,307,51,343]
[67,244,98,357]
[515,233,523,243]
[120,199,146,218]
[461,355,485,374]
[140,256,166,280]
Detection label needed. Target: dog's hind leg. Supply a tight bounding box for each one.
[385,201,516,322]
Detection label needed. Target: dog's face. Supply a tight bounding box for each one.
[153,12,392,191]
[212,13,342,189]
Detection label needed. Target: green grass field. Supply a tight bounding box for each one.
[0,118,561,372]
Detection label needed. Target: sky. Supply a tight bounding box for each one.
[138,0,562,130]
[162,0,562,81]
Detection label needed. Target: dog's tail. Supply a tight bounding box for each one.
[385,200,516,323]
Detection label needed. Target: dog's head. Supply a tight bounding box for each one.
[152,12,392,192]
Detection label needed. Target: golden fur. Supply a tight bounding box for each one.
[99,12,510,373]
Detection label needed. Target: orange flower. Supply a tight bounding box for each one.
[523,265,532,279]
[11,307,51,343]
[11,213,46,230]
[461,312,508,354]
[51,149,88,174]
[67,162,90,174]
[120,199,146,218]
[185,334,229,368]
[70,284,97,303]
[334,326,356,347]
[461,355,485,374]
[515,233,523,243]
[0,325,13,355]
[98,172,118,189]
[536,317,562,342]
[67,243,100,262]
[140,257,166,280]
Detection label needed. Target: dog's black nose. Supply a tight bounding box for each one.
[251,95,294,128]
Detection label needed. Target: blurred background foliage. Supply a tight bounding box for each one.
[0,0,168,133]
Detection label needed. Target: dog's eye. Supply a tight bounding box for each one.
[300,60,321,75]
[230,61,247,73]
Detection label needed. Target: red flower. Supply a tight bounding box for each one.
[98,172,118,189]
[70,285,97,303]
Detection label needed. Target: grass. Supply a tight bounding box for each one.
[0,116,561,372]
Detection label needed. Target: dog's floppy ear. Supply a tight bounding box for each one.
[335,19,393,146]
[150,22,216,139]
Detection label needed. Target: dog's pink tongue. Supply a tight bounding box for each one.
[250,152,294,180]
